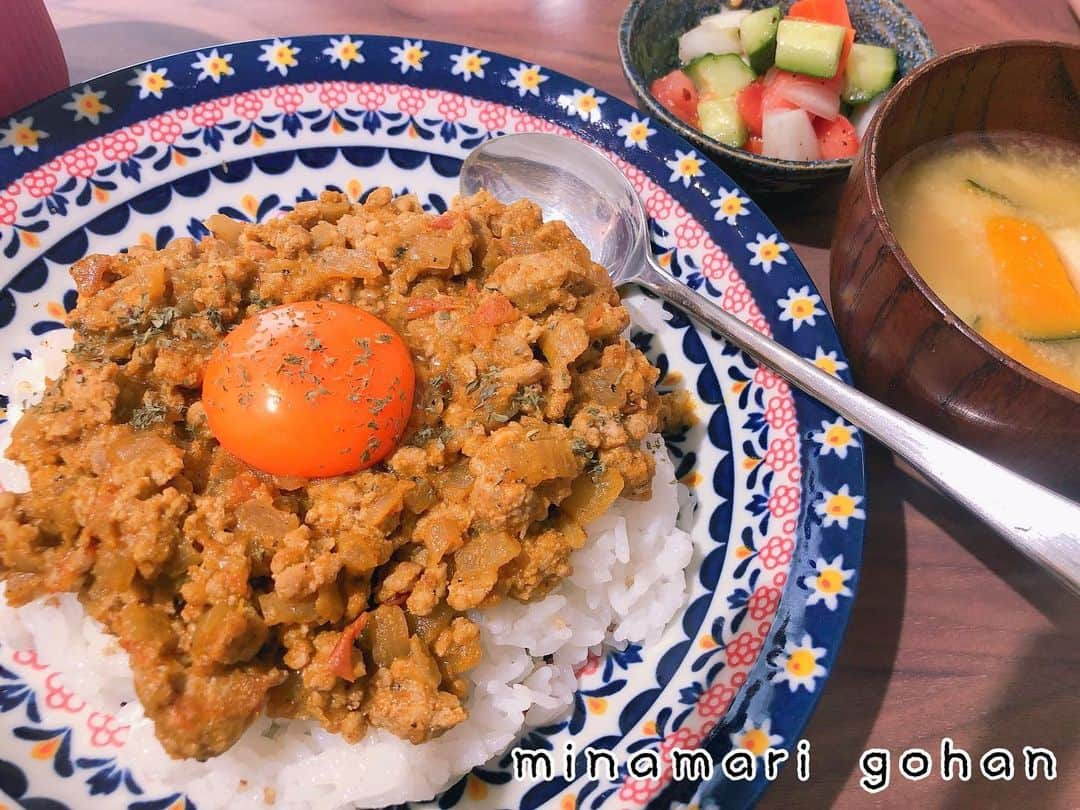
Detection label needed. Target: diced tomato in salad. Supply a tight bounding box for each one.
[736,81,765,137]
[788,0,852,28]
[813,115,859,158]
[650,70,699,128]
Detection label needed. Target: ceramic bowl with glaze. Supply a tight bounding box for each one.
[831,41,1080,498]
[619,0,935,195]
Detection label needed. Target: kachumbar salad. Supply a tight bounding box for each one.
[650,0,898,160]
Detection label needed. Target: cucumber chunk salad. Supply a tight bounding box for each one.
[649,0,898,161]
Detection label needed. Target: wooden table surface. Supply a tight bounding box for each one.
[43,1,1080,807]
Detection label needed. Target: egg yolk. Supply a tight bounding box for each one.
[202,301,415,478]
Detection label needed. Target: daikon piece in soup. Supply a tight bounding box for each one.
[880,132,1080,393]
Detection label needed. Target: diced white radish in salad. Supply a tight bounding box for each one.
[851,93,884,140]
[762,108,821,161]
[773,74,841,120]
[678,23,742,63]
[699,10,752,29]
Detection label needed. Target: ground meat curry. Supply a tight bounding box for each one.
[0,189,672,761]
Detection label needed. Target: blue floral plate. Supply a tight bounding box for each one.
[0,35,865,810]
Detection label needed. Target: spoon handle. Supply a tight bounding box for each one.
[634,261,1080,597]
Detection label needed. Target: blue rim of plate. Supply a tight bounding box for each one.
[0,35,866,809]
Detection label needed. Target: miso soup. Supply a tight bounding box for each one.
[880,132,1080,393]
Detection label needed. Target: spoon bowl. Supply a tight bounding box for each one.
[460,132,1080,596]
[460,133,647,284]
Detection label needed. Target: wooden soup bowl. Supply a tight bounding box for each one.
[831,41,1080,498]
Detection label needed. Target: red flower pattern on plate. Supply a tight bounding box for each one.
[760,534,796,569]
[437,93,467,122]
[476,101,507,131]
[191,100,224,128]
[87,712,129,748]
[397,86,426,116]
[12,649,47,670]
[318,81,350,109]
[44,672,85,713]
[645,187,673,220]
[674,218,704,249]
[767,484,800,518]
[748,585,783,620]
[747,306,773,338]
[146,113,182,145]
[765,395,796,430]
[721,278,751,311]
[355,82,387,111]
[726,630,764,667]
[765,436,798,472]
[704,248,735,282]
[60,148,97,179]
[698,682,737,718]
[232,91,265,121]
[619,776,663,805]
[0,195,18,225]
[273,85,304,114]
[97,130,139,163]
[23,167,58,199]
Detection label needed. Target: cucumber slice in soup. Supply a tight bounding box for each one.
[842,43,898,104]
[697,97,747,148]
[685,53,757,98]
[775,19,846,79]
[739,6,781,73]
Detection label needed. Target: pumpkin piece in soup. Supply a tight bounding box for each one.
[985,216,1080,341]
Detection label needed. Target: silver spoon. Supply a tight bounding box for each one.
[460,132,1080,596]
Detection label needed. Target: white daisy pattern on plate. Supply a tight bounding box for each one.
[777,286,825,331]
[127,64,173,100]
[811,346,848,376]
[62,86,112,125]
[191,49,234,83]
[558,87,606,123]
[616,113,656,150]
[805,555,855,610]
[666,149,704,187]
[746,232,790,272]
[390,39,428,74]
[811,417,859,459]
[816,484,866,529]
[258,38,300,76]
[772,633,827,692]
[507,63,548,97]
[323,36,364,70]
[450,46,489,82]
[729,718,784,756]
[0,117,47,155]
[711,186,751,225]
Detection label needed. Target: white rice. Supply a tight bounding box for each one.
[0,330,694,809]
